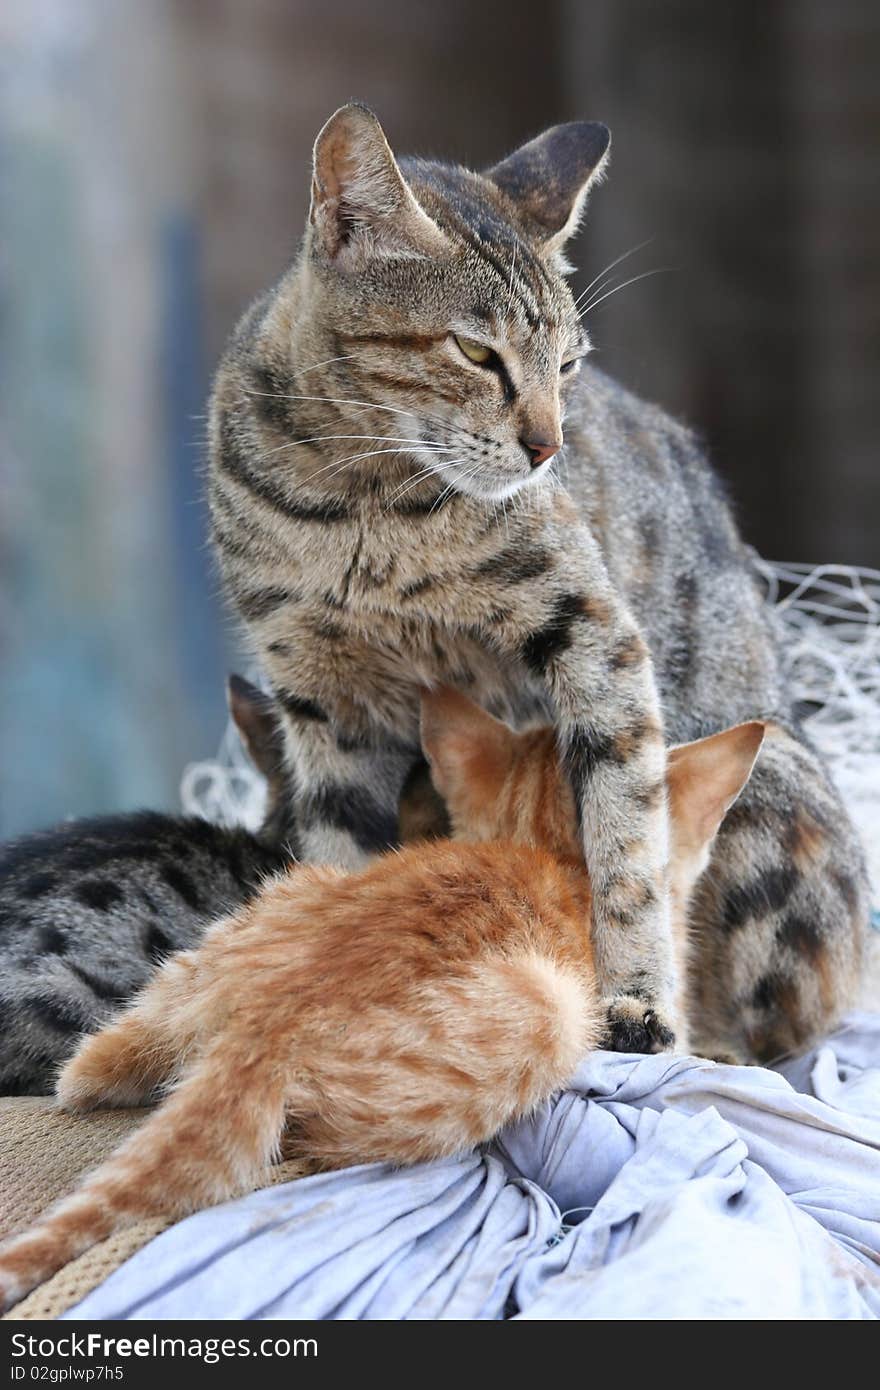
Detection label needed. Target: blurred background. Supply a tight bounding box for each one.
[1,0,878,837]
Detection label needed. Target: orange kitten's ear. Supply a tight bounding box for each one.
[310,103,449,267]
[420,688,514,802]
[667,722,765,867]
[486,122,611,258]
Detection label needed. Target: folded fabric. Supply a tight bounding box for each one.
[62,1012,880,1320]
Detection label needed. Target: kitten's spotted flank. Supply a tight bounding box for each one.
[208,103,867,1056]
[0,677,295,1093]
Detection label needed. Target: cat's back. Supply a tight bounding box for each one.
[204,837,600,1165]
[0,809,285,925]
[217,837,593,1001]
[562,364,787,737]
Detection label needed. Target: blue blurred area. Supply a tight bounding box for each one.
[160,212,230,765]
[0,5,234,837]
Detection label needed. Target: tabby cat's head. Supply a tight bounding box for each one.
[421,688,765,904]
[287,103,611,500]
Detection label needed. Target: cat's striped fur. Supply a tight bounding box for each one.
[0,677,295,1093]
[0,689,764,1311]
[208,104,867,1057]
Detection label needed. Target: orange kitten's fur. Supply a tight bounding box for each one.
[0,692,762,1310]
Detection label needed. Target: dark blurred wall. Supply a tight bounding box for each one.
[177,0,878,563]
[563,0,879,564]
[174,0,567,355]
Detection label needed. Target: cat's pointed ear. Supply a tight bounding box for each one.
[486,122,611,256]
[666,722,765,876]
[227,675,286,781]
[310,103,449,267]
[420,687,514,801]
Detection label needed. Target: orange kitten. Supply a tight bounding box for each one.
[0,692,762,1310]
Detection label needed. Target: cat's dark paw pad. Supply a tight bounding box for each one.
[603,997,676,1054]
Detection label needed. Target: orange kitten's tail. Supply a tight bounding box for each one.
[0,1039,290,1312]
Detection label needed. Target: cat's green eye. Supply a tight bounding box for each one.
[454,335,495,366]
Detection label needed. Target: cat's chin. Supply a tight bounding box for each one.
[443,461,553,503]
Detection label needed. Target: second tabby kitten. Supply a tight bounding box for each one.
[0,691,762,1310]
[0,677,295,1094]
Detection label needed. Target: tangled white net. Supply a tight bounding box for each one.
[181,716,270,835]
[750,559,880,907]
[181,559,880,908]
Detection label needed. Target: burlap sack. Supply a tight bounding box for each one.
[0,1097,302,1320]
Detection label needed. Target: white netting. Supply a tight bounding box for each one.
[181,714,269,834]
[750,559,880,903]
[181,560,880,902]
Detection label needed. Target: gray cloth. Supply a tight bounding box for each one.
[65,1014,880,1320]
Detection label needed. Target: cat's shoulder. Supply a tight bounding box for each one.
[574,362,701,450]
[385,836,574,894]
[565,362,731,509]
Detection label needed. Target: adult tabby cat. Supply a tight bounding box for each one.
[208,103,867,1057]
[0,690,763,1311]
[0,677,294,1094]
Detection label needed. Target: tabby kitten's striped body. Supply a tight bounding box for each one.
[0,677,294,1093]
[209,105,866,1059]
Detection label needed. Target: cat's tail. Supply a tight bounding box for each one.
[0,1037,290,1312]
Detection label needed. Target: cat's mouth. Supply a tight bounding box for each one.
[436,456,555,502]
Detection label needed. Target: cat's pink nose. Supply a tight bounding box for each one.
[521,436,562,468]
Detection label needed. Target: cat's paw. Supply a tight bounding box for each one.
[603,996,676,1054]
[55,1016,160,1111]
[55,1061,109,1113]
[0,1232,50,1313]
[56,1044,140,1112]
[0,1265,25,1316]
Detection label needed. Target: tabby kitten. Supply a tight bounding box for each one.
[208,104,867,1059]
[0,690,762,1311]
[0,677,294,1095]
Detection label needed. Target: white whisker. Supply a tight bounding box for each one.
[432,458,485,512]
[300,447,452,488]
[260,433,454,461]
[428,480,459,515]
[573,239,654,309]
[506,243,518,319]
[297,354,359,376]
[382,462,454,508]
[579,267,671,318]
[243,389,451,433]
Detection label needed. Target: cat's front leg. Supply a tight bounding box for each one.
[285,723,419,869]
[261,616,421,869]
[481,528,677,1052]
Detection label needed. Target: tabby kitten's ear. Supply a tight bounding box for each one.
[420,688,514,805]
[486,122,611,258]
[310,103,449,268]
[227,675,286,782]
[666,722,765,887]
